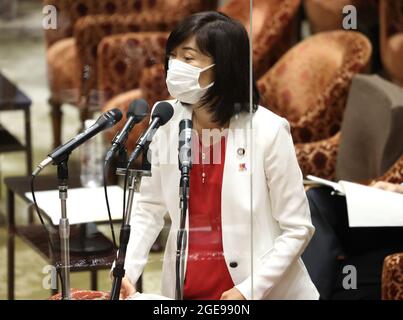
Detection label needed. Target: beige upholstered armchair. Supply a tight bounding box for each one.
[258,30,372,180]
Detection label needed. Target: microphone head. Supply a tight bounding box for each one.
[128,99,149,123]
[152,102,174,126]
[103,108,123,128]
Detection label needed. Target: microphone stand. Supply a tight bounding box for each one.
[57,157,71,300]
[109,169,134,300]
[110,149,151,300]
[175,167,189,300]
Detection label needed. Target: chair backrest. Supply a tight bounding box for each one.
[43,0,161,47]
[258,30,372,122]
[97,32,169,104]
[43,0,218,47]
[337,74,403,181]
[220,0,282,39]
[220,0,301,77]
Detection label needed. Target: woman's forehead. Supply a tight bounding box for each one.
[176,36,213,59]
[176,36,198,51]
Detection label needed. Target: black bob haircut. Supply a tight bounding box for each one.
[165,11,260,126]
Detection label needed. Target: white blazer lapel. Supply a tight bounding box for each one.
[221,113,256,285]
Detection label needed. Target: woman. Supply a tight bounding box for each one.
[119,11,319,300]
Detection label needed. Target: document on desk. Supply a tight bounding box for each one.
[340,181,403,227]
[306,175,403,227]
[25,186,139,225]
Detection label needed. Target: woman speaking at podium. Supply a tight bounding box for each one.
[118,11,319,300]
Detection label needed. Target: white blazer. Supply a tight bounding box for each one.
[124,99,319,300]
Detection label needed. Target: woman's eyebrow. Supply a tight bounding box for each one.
[182,46,199,53]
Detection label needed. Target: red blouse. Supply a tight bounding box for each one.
[183,134,234,300]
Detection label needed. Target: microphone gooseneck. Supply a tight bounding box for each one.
[105,99,148,164]
[126,102,174,168]
[32,108,122,176]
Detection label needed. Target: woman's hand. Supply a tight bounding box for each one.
[220,287,246,300]
[119,276,136,300]
[371,181,403,194]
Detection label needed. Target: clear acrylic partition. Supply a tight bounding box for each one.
[0,0,259,301]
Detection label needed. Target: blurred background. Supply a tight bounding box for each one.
[0,0,402,300]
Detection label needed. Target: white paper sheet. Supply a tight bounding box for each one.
[25,186,139,225]
[306,175,344,194]
[340,181,403,227]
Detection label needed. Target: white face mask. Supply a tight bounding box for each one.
[166,59,215,104]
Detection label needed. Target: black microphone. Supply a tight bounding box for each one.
[33,108,123,176]
[104,99,148,164]
[178,119,192,174]
[126,102,174,167]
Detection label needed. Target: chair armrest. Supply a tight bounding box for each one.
[372,155,403,184]
[382,252,403,300]
[295,132,340,180]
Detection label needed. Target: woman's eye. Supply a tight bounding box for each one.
[184,57,194,62]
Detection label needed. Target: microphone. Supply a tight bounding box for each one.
[33,108,123,176]
[104,99,148,164]
[126,102,174,167]
[178,119,192,174]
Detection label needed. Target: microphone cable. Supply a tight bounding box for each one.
[122,162,131,223]
[103,161,118,250]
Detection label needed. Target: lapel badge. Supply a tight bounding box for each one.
[237,147,245,156]
[239,163,247,172]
